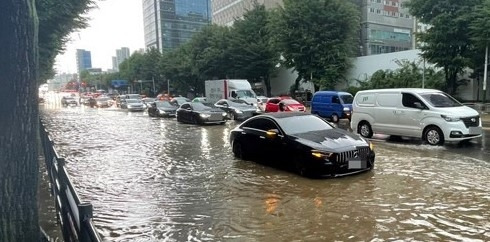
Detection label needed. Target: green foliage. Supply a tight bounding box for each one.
[228,4,279,96]
[271,0,360,90]
[408,0,482,94]
[36,0,95,81]
[358,60,444,90]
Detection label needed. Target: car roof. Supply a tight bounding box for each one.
[314,91,351,95]
[356,88,441,94]
[255,112,312,120]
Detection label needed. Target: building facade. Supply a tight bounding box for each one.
[212,0,282,26]
[113,47,130,71]
[76,49,92,75]
[143,0,212,51]
[359,0,414,56]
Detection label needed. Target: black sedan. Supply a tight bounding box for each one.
[214,99,261,121]
[148,101,178,118]
[176,102,227,125]
[229,112,375,177]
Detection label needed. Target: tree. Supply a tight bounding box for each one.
[1,0,92,240]
[408,0,482,95]
[469,0,490,102]
[271,0,360,91]
[228,3,280,96]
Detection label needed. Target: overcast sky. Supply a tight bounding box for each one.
[54,0,145,74]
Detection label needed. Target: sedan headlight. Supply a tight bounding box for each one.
[369,141,374,151]
[222,112,227,117]
[200,113,210,118]
[311,150,333,159]
[441,115,460,122]
[343,107,350,111]
[234,109,243,114]
[159,110,166,114]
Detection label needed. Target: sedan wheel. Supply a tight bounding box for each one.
[331,114,339,123]
[425,127,444,145]
[359,122,373,138]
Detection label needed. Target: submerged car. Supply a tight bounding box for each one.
[95,97,111,108]
[170,97,191,106]
[121,99,145,111]
[61,96,78,106]
[148,101,178,118]
[229,112,375,177]
[214,99,261,121]
[176,102,227,125]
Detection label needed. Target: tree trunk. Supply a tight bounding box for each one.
[264,76,272,97]
[0,0,40,241]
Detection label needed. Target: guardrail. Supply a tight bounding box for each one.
[39,120,102,242]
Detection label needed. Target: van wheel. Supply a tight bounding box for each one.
[331,114,339,123]
[424,126,444,146]
[358,122,373,138]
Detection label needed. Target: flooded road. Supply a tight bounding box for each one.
[40,99,490,241]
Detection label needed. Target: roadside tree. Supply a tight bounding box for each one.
[271,0,360,91]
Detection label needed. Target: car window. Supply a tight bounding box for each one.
[276,115,333,135]
[191,102,212,111]
[268,99,280,104]
[340,95,353,104]
[281,99,300,105]
[420,92,462,107]
[156,101,173,108]
[181,104,191,109]
[402,93,426,109]
[242,118,279,132]
[332,96,340,104]
[216,101,226,106]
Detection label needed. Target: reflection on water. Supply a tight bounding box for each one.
[40,96,490,241]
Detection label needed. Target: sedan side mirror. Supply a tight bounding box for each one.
[266,129,279,139]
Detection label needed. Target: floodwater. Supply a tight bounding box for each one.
[40,95,490,241]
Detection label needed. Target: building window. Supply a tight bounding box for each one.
[406,14,410,18]
[400,13,404,18]
[377,0,381,3]
[384,0,389,5]
[376,9,381,14]
[370,8,375,13]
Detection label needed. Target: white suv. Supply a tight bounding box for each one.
[351,88,482,145]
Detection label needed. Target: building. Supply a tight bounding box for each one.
[76,49,92,75]
[212,0,282,26]
[143,0,212,51]
[358,0,414,56]
[112,47,130,71]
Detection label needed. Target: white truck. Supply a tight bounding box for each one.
[205,79,258,105]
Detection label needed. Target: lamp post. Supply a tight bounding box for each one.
[167,79,170,96]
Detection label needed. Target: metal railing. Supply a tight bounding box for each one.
[39,120,102,242]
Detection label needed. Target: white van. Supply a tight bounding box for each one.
[350,88,482,145]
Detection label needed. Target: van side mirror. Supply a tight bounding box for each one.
[414,102,424,109]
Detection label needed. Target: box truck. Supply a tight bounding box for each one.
[205,79,258,105]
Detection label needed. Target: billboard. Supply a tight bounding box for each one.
[111,80,129,88]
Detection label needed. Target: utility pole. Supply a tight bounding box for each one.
[422,58,425,89]
[484,45,488,103]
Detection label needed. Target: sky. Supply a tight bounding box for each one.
[55,0,145,74]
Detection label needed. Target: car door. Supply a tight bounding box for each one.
[266,98,280,112]
[396,93,428,137]
[179,103,192,122]
[373,93,402,135]
[242,118,286,162]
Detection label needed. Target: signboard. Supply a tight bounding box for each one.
[111,80,128,88]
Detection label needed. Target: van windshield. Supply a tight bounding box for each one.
[236,90,256,99]
[340,95,353,104]
[420,92,462,107]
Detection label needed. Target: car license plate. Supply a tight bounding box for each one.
[348,159,366,169]
[469,127,482,134]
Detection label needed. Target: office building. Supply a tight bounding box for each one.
[143,0,212,51]
[76,49,92,75]
[113,47,130,71]
[359,0,414,56]
[212,0,282,26]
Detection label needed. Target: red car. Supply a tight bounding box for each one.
[265,97,305,112]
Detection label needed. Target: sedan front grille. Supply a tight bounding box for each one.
[461,116,479,128]
[336,147,370,164]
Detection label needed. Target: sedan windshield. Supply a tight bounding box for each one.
[420,92,462,107]
[340,95,353,104]
[126,99,142,104]
[236,90,256,98]
[230,99,252,107]
[156,101,173,108]
[276,115,333,135]
[192,102,212,111]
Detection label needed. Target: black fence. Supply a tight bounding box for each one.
[39,120,102,242]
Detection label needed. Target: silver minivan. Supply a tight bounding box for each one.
[350,88,482,145]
